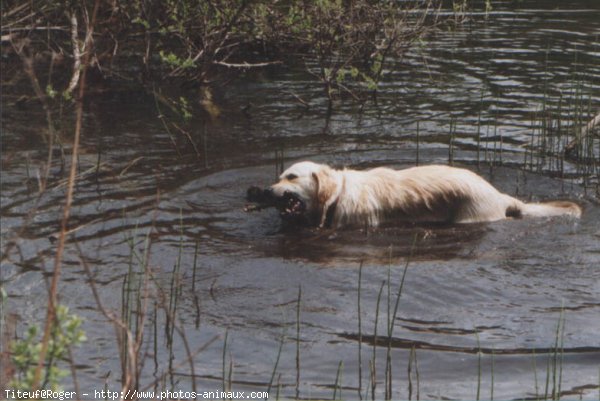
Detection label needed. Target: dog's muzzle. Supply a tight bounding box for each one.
[276,191,306,220]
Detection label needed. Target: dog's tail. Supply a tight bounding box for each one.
[506,196,581,219]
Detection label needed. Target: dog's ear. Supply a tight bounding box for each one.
[312,167,336,205]
[312,166,339,227]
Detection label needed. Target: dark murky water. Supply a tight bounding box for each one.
[2,1,600,399]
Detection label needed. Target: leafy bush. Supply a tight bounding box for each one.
[10,305,86,391]
[1,0,466,111]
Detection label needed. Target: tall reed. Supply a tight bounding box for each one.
[357,261,364,399]
[384,240,413,400]
[295,285,301,399]
[371,281,385,400]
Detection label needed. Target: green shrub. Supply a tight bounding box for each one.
[10,305,86,391]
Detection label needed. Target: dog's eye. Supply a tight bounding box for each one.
[286,174,298,180]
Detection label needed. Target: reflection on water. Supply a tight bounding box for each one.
[1,0,599,399]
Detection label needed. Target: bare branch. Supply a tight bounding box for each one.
[213,60,282,69]
[65,12,81,95]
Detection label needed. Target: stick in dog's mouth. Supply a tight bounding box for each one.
[245,186,306,220]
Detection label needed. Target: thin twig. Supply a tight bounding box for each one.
[213,60,282,69]
[31,0,101,391]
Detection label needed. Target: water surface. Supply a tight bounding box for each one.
[1,1,599,399]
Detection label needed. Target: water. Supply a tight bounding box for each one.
[1,1,599,399]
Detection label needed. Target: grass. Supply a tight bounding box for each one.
[408,77,597,198]
[524,54,599,193]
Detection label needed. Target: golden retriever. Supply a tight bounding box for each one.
[269,161,581,228]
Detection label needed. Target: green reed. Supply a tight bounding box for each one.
[448,118,456,166]
[385,240,414,400]
[492,118,497,168]
[552,308,566,400]
[523,49,598,193]
[276,149,285,180]
[296,285,301,399]
[416,121,420,166]
[490,349,495,401]
[120,224,152,387]
[104,203,598,400]
[357,261,364,399]
[333,360,344,400]
[222,329,229,394]
[477,88,484,169]
[153,301,159,373]
[266,327,286,396]
[476,331,482,401]
[532,348,540,400]
[407,346,420,401]
[192,241,201,328]
[276,374,282,401]
[371,281,385,401]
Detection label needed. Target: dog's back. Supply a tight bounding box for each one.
[333,165,581,226]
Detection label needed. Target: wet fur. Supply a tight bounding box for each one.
[270,161,581,228]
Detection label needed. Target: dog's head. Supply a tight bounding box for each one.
[270,161,341,226]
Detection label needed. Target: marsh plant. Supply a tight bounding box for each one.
[1,0,470,114]
[9,305,85,391]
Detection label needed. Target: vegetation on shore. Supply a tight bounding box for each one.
[1,0,465,111]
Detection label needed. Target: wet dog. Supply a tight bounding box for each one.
[268,161,581,228]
